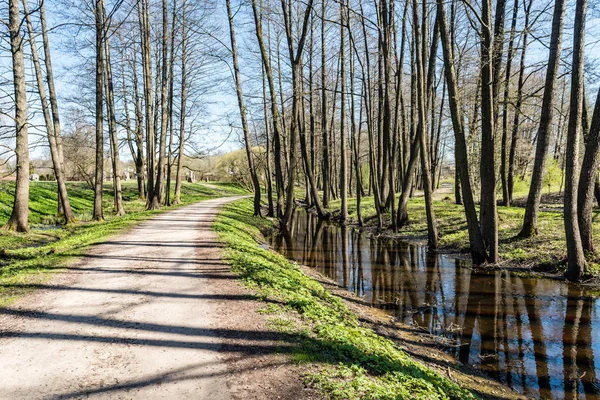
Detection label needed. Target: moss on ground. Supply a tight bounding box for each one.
[0,181,247,306]
[214,198,477,400]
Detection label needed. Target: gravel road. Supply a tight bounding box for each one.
[0,197,317,400]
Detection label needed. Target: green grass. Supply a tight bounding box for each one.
[0,181,247,306]
[214,199,477,400]
[325,191,600,275]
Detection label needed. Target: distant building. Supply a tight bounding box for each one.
[30,174,40,181]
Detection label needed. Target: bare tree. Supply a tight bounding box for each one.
[578,90,600,254]
[93,0,105,221]
[4,0,30,232]
[479,0,499,262]
[102,3,125,216]
[226,0,262,216]
[22,0,74,223]
[174,0,188,205]
[436,0,488,263]
[564,0,588,281]
[520,0,567,237]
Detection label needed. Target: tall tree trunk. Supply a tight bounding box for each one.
[226,0,262,217]
[520,0,567,237]
[500,0,519,206]
[102,4,125,216]
[39,0,73,221]
[131,44,146,200]
[93,0,105,221]
[564,0,587,281]
[174,0,188,205]
[480,0,499,263]
[412,0,438,249]
[165,0,177,207]
[382,0,396,228]
[508,0,533,204]
[321,0,330,208]
[280,0,315,228]
[138,0,156,210]
[4,0,29,232]
[262,63,275,217]
[578,90,600,254]
[251,0,285,219]
[339,0,348,222]
[153,0,170,207]
[349,16,363,227]
[23,0,74,224]
[436,0,488,263]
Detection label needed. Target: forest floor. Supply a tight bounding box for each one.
[0,196,320,399]
[322,189,600,283]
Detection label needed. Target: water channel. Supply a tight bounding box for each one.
[269,209,600,399]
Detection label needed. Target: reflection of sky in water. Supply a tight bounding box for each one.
[271,210,600,399]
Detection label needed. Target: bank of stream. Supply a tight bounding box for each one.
[269,208,600,399]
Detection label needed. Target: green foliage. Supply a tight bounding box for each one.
[214,199,477,400]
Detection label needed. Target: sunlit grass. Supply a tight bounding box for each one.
[0,181,247,306]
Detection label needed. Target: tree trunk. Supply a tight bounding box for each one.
[564,0,587,281]
[413,0,439,249]
[39,0,74,221]
[262,63,275,217]
[339,0,348,222]
[348,15,363,227]
[174,0,188,205]
[321,0,330,208]
[578,89,600,254]
[165,0,178,207]
[132,46,146,200]
[138,0,156,210]
[153,0,170,207]
[251,0,285,219]
[280,0,315,229]
[479,0,499,263]
[500,0,519,207]
[520,0,567,237]
[508,0,533,204]
[102,4,125,216]
[436,0,488,264]
[23,0,74,224]
[227,0,262,217]
[4,0,29,232]
[93,0,104,221]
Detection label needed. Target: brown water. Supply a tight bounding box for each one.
[269,209,600,399]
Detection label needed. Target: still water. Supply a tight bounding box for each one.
[269,209,600,399]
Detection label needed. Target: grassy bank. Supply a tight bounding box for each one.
[0,181,247,306]
[326,193,600,277]
[214,198,477,400]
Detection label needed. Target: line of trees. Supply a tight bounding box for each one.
[226,0,599,281]
[1,0,599,281]
[1,0,223,229]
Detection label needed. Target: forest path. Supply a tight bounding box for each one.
[0,197,313,400]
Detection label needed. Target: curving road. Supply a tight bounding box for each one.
[0,197,311,400]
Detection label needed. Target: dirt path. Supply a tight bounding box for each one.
[0,197,318,400]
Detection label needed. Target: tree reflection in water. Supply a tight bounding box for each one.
[270,209,600,399]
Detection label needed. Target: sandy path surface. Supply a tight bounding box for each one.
[0,197,317,400]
